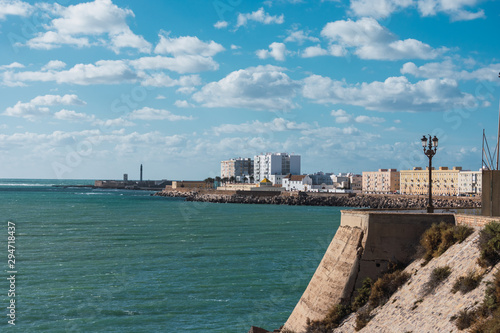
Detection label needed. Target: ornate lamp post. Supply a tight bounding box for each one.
[421,135,439,213]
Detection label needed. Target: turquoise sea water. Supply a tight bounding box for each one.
[0,179,343,332]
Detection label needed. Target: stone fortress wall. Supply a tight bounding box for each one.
[282,210,491,333]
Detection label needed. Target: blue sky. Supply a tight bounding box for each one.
[0,0,498,180]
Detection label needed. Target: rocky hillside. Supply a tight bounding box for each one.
[334,229,499,333]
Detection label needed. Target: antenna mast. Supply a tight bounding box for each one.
[497,72,500,169]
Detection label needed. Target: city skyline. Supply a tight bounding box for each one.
[0,0,499,180]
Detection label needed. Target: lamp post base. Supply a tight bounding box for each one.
[427,206,434,213]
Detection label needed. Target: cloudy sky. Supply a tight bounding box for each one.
[0,0,498,180]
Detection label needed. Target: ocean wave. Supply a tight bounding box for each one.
[0,183,53,187]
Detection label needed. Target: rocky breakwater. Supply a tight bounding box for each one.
[153,190,480,209]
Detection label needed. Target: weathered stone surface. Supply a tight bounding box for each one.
[282,211,455,333]
[334,230,499,333]
[283,225,365,332]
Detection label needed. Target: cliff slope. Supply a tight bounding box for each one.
[334,229,499,333]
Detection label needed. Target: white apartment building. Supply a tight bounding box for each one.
[458,170,482,196]
[220,157,254,182]
[253,153,300,182]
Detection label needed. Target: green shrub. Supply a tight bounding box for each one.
[420,222,474,264]
[459,271,500,332]
[306,304,351,332]
[452,271,483,294]
[470,308,500,333]
[424,265,452,295]
[454,225,474,243]
[477,221,500,267]
[369,270,411,308]
[351,277,373,312]
[483,270,500,314]
[454,308,478,330]
[354,308,372,331]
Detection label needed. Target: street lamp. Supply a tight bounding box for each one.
[421,135,439,213]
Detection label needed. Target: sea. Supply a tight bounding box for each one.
[0,179,345,332]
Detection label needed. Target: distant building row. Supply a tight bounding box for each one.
[221,153,301,183]
[362,167,482,196]
[220,154,482,195]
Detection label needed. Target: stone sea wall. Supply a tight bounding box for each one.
[334,229,500,333]
[282,211,457,332]
[153,190,480,209]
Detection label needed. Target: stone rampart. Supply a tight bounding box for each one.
[455,213,499,228]
[282,211,456,333]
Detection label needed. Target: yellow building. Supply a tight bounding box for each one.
[362,169,400,194]
[400,166,462,196]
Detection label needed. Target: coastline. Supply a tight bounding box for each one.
[153,189,481,209]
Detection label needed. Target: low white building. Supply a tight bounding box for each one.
[283,175,312,191]
[331,173,351,189]
[269,174,285,186]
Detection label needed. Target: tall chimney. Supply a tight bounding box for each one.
[140,164,143,182]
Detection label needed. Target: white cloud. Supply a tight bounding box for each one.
[154,34,224,57]
[54,109,95,122]
[139,73,201,88]
[130,55,219,73]
[349,0,485,21]
[26,31,90,49]
[328,44,347,57]
[330,109,352,123]
[303,74,477,112]
[128,107,194,121]
[0,62,24,70]
[214,20,228,29]
[301,45,329,58]
[94,118,135,128]
[0,0,32,20]
[321,17,445,60]
[192,65,300,111]
[350,0,413,19]
[401,60,500,81]
[24,0,151,53]
[41,60,66,71]
[355,115,386,124]
[212,118,311,136]
[231,44,241,50]
[0,130,185,155]
[417,0,485,21]
[301,125,361,138]
[256,42,287,61]
[4,94,86,120]
[174,100,194,108]
[236,7,284,29]
[155,95,167,100]
[176,86,197,94]
[2,57,211,86]
[3,60,137,86]
[284,29,320,44]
